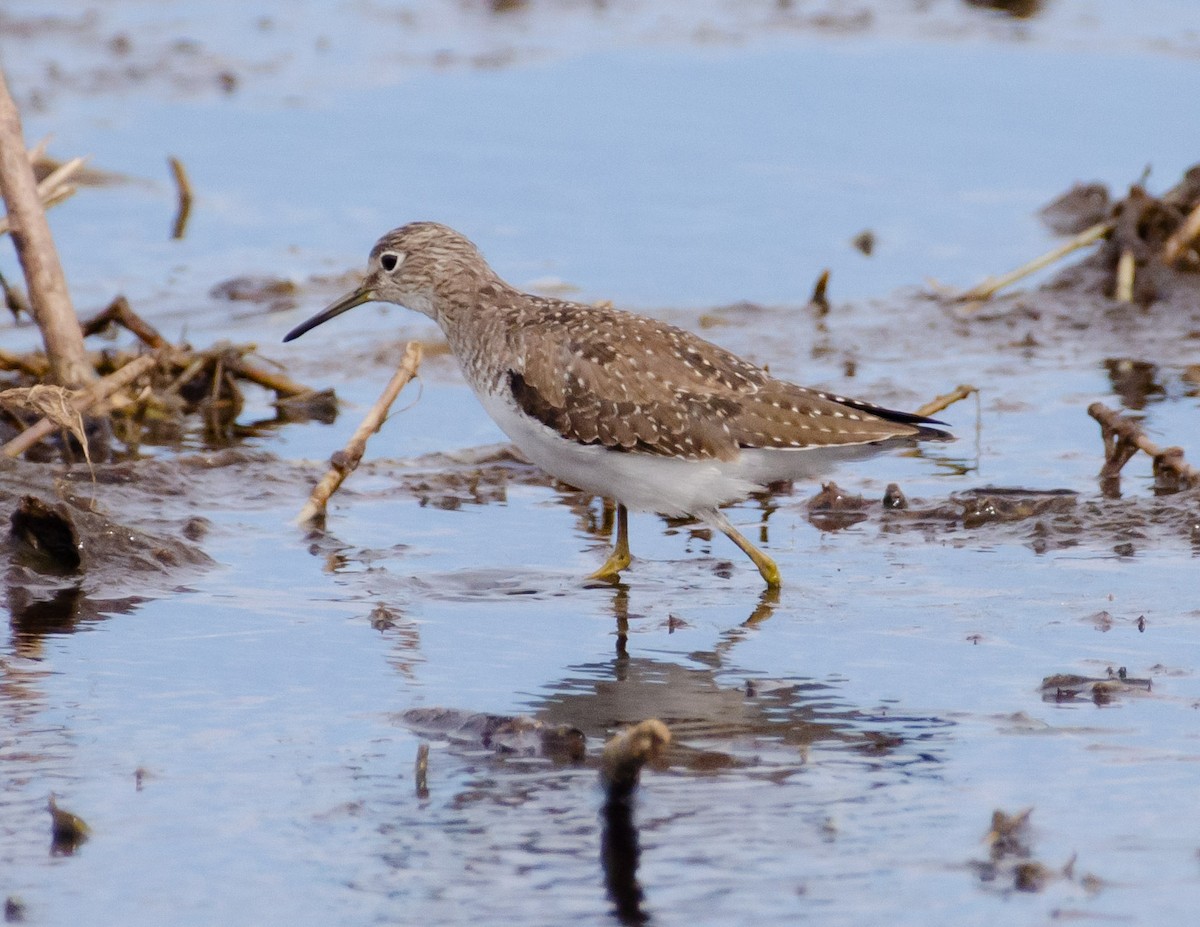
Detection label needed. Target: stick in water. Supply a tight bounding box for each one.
[296,341,422,525]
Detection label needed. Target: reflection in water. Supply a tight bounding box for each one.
[601,791,647,925]
[6,578,143,658]
[392,601,952,921]
[1104,358,1164,410]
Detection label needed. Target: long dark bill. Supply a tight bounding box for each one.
[282,284,375,342]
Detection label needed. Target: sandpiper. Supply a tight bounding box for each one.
[284,222,948,588]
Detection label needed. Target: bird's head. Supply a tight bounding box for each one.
[283,222,494,341]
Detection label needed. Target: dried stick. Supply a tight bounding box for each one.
[1162,200,1200,266]
[0,346,48,378]
[224,353,315,399]
[914,383,978,419]
[808,268,831,315]
[0,156,83,236]
[81,295,170,350]
[1114,249,1136,303]
[0,70,94,388]
[1087,401,1199,490]
[168,156,193,240]
[296,341,422,525]
[2,353,158,458]
[957,220,1113,304]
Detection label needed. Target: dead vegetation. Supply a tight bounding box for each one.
[958,163,1200,306]
[0,68,336,463]
[0,295,336,460]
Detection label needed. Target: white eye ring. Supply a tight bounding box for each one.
[379,250,405,273]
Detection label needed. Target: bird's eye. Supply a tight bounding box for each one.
[380,251,404,273]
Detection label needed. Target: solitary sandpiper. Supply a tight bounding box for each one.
[284,222,949,588]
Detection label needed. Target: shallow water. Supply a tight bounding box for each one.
[3,2,1200,925]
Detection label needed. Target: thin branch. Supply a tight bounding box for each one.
[224,353,316,399]
[81,295,170,350]
[1087,401,1199,492]
[168,156,193,240]
[914,383,978,419]
[957,220,1113,304]
[296,342,423,525]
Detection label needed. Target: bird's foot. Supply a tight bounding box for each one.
[588,546,632,583]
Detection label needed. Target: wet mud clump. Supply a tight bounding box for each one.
[1,461,214,647]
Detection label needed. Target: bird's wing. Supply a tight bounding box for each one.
[506,300,924,459]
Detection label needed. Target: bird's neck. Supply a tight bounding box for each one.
[434,276,521,393]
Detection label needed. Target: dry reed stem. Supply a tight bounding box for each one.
[957,220,1113,304]
[168,156,193,240]
[1114,249,1136,303]
[0,157,83,237]
[0,384,87,453]
[296,341,422,525]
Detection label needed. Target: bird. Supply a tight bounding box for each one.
[284,222,949,588]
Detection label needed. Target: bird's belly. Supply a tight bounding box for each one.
[477,391,898,515]
[477,391,759,514]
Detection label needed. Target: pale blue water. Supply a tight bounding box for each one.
[2,3,1200,925]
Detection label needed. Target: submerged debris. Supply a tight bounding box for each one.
[806,481,869,530]
[971,807,1099,895]
[1041,670,1152,705]
[47,794,89,856]
[1038,182,1111,235]
[414,743,430,799]
[400,706,586,763]
[209,274,298,311]
[4,896,26,923]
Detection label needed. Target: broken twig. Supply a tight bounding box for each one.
[168,156,193,240]
[808,268,831,315]
[1087,401,1199,492]
[915,383,978,419]
[82,295,171,351]
[1114,248,1136,303]
[296,341,422,525]
[600,719,671,800]
[957,220,1113,304]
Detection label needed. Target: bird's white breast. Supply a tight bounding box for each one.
[476,389,886,515]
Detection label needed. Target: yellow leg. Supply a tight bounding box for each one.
[588,503,631,582]
[705,509,782,589]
